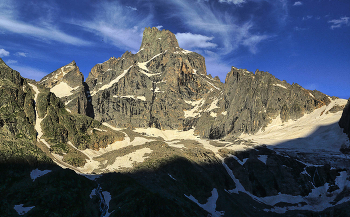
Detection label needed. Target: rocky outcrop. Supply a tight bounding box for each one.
[339,99,350,138]
[224,146,342,197]
[86,27,223,129]
[0,58,50,164]
[339,99,350,154]
[196,67,332,138]
[0,59,124,168]
[39,61,89,115]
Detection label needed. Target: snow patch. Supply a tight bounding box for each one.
[184,98,205,118]
[182,49,192,54]
[272,83,287,89]
[90,188,97,199]
[105,148,153,171]
[240,99,348,149]
[185,188,224,217]
[102,122,124,131]
[210,112,217,117]
[30,168,51,181]
[102,191,113,217]
[134,128,199,141]
[14,204,35,215]
[139,69,161,77]
[232,155,248,166]
[91,65,132,96]
[79,137,152,173]
[167,140,186,148]
[205,98,219,112]
[113,95,147,101]
[137,51,166,71]
[50,82,79,98]
[28,83,51,149]
[205,80,221,90]
[136,48,144,54]
[257,155,268,164]
[168,174,177,180]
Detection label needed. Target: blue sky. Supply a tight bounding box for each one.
[0,0,349,98]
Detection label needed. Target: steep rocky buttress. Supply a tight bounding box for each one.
[85,27,222,130]
[39,61,90,116]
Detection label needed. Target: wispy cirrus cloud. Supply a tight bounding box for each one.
[15,52,27,57]
[6,59,17,64]
[329,16,349,29]
[175,33,217,49]
[242,34,271,54]
[167,0,272,55]
[126,6,137,11]
[0,18,91,46]
[76,1,153,53]
[218,0,246,5]
[293,1,302,6]
[0,0,91,46]
[0,48,10,57]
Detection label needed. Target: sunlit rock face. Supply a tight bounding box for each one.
[39,61,89,115]
[85,27,222,130]
[83,27,336,139]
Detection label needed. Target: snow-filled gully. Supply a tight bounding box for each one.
[28,83,80,171]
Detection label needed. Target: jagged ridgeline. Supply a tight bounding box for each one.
[41,27,332,139]
[0,58,124,168]
[1,27,350,216]
[0,59,49,164]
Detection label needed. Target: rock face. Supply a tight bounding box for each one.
[339,99,350,139]
[39,61,89,115]
[83,27,332,139]
[0,58,50,164]
[339,99,350,154]
[86,27,222,129]
[200,67,331,138]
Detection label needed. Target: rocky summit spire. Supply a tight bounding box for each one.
[139,27,179,60]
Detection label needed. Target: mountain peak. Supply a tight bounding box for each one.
[39,61,83,89]
[138,27,179,58]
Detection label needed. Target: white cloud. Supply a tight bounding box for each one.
[205,57,232,81]
[0,48,10,57]
[218,0,246,5]
[167,0,272,55]
[294,26,308,31]
[126,6,137,11]
[9,65,47,81]
[293,1,302,6]
[329,16,349,29]
[155,25,163,30]
[303,15,313,20]
[78,1,153,52]
[15,52,27,57]
[242,35,271,54]
[6,59,17,64]
[0,0,90,46]
[0,18,91,46]
[175,33,217,49]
